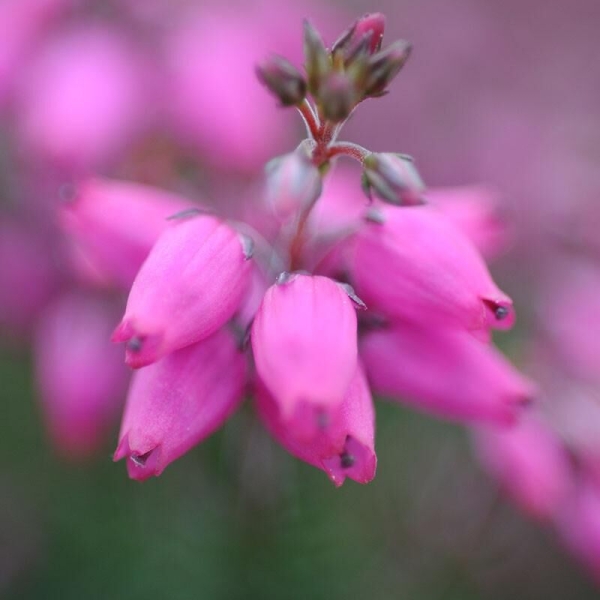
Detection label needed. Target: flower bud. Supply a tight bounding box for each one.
[363,39,412,96]
[361,324,535,425]
[59,178,192,289]
[264,150,322,221]
[35,293,128,459]
[303,20,331,96]
[113,214,252,368]
[352,205,515,332]
[255,363,376,487]
[318,72,358,123]
[256,55,306,106]
[251,274,358,431]
[362,152,425,206]
[114,329,246,481]
[331,13,386,64]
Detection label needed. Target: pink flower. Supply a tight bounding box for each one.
[360,323,534,424]
[0,221,57,336]
[34,293,129,459]
[114,328,246,481]
[17,26,148,170]
[555,479,600,584]
[59,178,193,289]
[352,205,515,332]
[474,415,572,519]
[113,213,252,368]
[0,0,67,108]
[256,363,376,486]
[251,274,358,436]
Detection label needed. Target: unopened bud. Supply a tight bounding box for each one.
[256,55,307,106]
[364,40,412,96]
[265,150,322,220]
[318,72,358,123]
[363,153,425,205]
[303,20,331,96]
[332,13,386,59]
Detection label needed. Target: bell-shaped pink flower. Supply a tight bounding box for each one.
[360,324,535,424]
[255,363,376,486]
[17,26,148,170]
[555,478,600,584]
[0,0,67,108]
[59,178,192,289]
[114,328,246,481]
[352,205,515,332]
[113,214,252,368]
[34,293,129,459]
[474,415,572,520]
[0,221,57,336]
[251,274,358,435]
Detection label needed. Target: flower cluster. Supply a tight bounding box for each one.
[82,14,531,486]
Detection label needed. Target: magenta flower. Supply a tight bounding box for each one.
[16,26,148,170]
[474,415,572,519]
[60,178,193,289]
[361,323,534,424]
[114,328,246,481]
[113,213,252,368]
[34,293,129,459]
[352,205,515,333]
[252,274,358,437]
[55,13,532,488]
[255,363,376,487]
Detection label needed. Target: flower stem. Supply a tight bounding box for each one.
[296,99,320,140]
[327,142,371,163]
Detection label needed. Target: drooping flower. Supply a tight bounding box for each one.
[35,293,129,458]
[114,328,246,481]
[251,273,359,437]
[113,213,252,368]
[474,414,572,519]
[360,323,534,424]
[352,204,515,333]
[59,177,193,289]
[255,362,376,486]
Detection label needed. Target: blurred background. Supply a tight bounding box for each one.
[1,0,599,598]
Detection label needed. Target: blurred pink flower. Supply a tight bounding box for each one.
[474,414,572,519]
[16,26,149,170]
[59,178,193,289]
[361,323,534,424]
[34,293,128,459]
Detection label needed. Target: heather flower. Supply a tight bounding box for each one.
[474,415,572,519]
[114,328,246,481]
[255,363,376,486]
[113,213,252,368]
[352,204,515,332]
[59,178,193,289]
[251,274,358,436]
[34,293,128,459]
[360,323,534,424]
[17,26,148,169]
